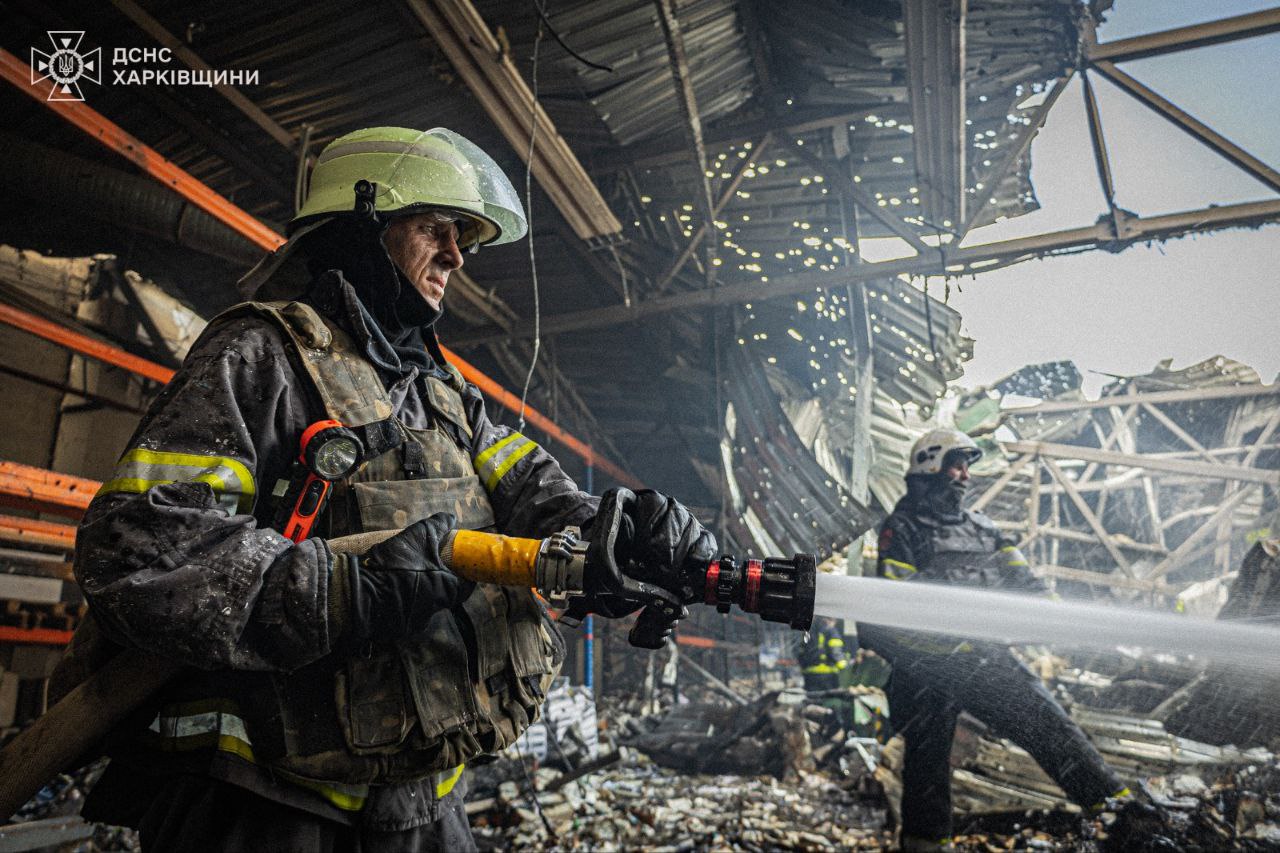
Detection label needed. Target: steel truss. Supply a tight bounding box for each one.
[453,8,1280,344]
[972,384,1280,596]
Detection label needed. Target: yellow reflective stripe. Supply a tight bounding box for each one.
[882,558,917,580]
[474,432,522,471]
[148,704,367,812]
[827,638,845,648]
[216,733,257,763]
[436,764,465,798]
[804,664,841,674]
[486,441,536,491]
[283,773,368,812]
[98,448,256,513]
[475,432,538,492]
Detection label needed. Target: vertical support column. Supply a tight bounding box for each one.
[584,463,595,694]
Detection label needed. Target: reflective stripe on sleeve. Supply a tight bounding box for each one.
[473,432,538,492]
[1000,546,1029,567]
[98,448,256,514]
[881,558,917,580]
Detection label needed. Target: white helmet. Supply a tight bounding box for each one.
[907,429,982,476]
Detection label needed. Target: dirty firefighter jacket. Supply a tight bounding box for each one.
[860,489,1121,841]
[873,500,1043,593]
[71,271,594,828]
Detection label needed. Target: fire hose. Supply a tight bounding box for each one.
[0,491,815,819]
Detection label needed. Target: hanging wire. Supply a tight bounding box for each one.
[531,0,614,72]
[511,738,556,838]
[610,244,631,308]
[517,1,548,432]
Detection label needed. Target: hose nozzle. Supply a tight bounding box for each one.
[699,554,816,631]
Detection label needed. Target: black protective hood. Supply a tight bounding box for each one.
[900,472,969,523]
[297,217,450,382]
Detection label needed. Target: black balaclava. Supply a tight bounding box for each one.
[902,449,972,523]
[301,216,447,380]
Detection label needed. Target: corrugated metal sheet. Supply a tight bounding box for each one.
[541,0,756,147]
[0,0,1082,531]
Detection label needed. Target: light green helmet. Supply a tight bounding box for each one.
[291,126,528,249]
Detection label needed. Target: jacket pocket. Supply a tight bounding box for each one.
[506,589,564,709]
[352,476,496,532]
[400,609,476,743]
[337,648,414,752]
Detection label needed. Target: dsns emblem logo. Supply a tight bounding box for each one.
[31,31,101,102]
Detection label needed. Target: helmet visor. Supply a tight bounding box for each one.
[385,128,528,247]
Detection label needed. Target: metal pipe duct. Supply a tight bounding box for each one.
[0,134,268,267]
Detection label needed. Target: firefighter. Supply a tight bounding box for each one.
[65,127,714,851]
[800,616,848,691]
[859,429,1146,852]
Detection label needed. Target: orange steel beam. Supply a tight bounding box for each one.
[0,49,282,252]
[0,303,174,384]
[0,462,98,519]
[445,349,641,488]
[0,626,74,646]
[0,515,78,551]
[0,48,637,488]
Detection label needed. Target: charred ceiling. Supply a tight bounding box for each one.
[2,0,1276,540]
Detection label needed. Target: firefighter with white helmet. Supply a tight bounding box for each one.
[859,429,1143,851]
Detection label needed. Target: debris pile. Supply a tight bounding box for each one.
[6,758,137,851]
[469,750,890,851]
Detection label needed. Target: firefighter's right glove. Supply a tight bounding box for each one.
[613,489,717,605]
[330,513,474,641]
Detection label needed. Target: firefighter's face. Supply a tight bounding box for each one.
[943,460,970,484]
[384,210,465,311]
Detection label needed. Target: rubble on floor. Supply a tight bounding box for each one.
[7,758,137,851]
[469,748,890,851]
[467,670,1280,851]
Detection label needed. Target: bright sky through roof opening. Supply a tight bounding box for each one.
[861,1,1280,399]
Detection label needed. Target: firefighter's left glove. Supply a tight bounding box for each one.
[330,513,475,642]
[614,489,717,605]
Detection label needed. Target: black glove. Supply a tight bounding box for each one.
[334,513,473,642]
[613,489,717,604]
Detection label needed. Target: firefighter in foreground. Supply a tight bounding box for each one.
[65,127,715,850]
[859,430,1159,852]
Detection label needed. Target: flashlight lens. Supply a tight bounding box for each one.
[313,436,361,479]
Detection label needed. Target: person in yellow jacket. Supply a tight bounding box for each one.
[799,616,848,691]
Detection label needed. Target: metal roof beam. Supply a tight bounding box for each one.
[405,0,621,242]
[654,0,720,290]
[903,0,967,229]
[998,383,1279,414]
[653,132,773,294]
[1091,59,1280,194]
[1003,441,1279,486]
[108,0,297,151]
[786,139,931,254]
[449,197,1280,342]
[1087,7,1280,63]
